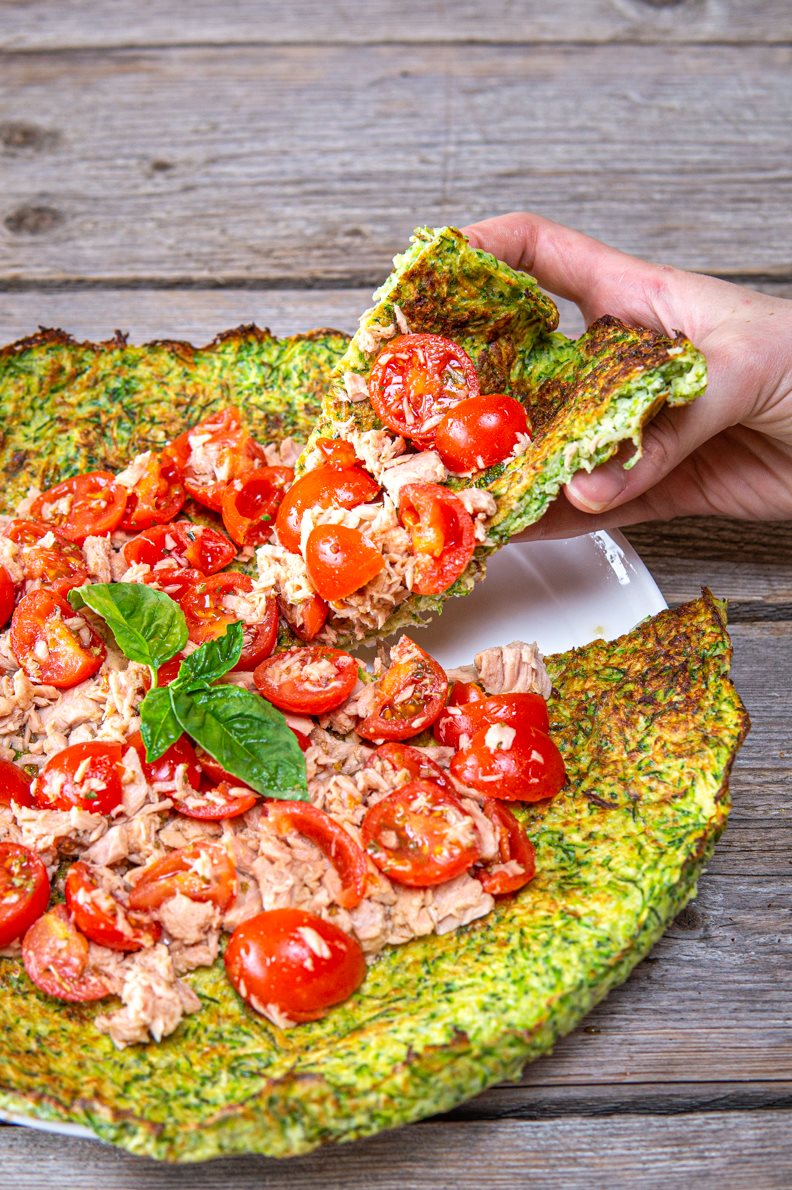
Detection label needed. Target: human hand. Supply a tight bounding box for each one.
[463,212,792,538]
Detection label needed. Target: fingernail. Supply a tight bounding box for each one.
[567,463,627,512]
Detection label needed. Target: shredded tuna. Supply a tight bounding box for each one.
[380,450,448,499]
[475,640,552,699]
[82,535,115,583]
[94,945,201,1048]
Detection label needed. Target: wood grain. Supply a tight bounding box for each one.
[2,45,792,283]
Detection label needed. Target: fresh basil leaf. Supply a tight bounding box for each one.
[172,621,244,692]
[139,688,183,762]
[170,685,308,800]
[68,582,187,670]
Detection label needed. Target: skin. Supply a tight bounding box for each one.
[463,212,792,538]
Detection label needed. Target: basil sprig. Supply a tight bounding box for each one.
[71,582,307,801]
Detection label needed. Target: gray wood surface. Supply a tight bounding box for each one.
[1,0,791,1183]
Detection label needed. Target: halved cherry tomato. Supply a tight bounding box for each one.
[365,742,453,793]
[224,907,366,1023]
[368,333,480,447]
[305,524,384,602]
[450,722,566,802]
[120,452,186,531]
[128,841,237,911]
[141,651,186,691]
[474,800,536,896]
[357,637,446,742]
[34,741,126,814]
[123,521,236,574]
[31,471,127,544]
[274,465,380,554]
[0,566,14,628]
[128,730,201,794]
[10,590,106,689]
[399,482,475,596]
[361,779,480,887]
[171,781,258,821]
[0,759,35,808]
[254,646,358,715]
[195,744,252,789]
[221,466,293,548]
[164,406,267,512]
[435,393,531,474]
[4,519,88,597]
[65,861,161,951]
[0,842,50,947]
[316,438,358,469]
[278,592,328,642]
[265,801,367,910]
[142,566,203,602]
[449,680,486,705]
[180,573,278,671]
[22,904,111,1002]
[434,690,551,750]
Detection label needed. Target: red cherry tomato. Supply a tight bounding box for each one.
[274,465,380,554]
[65,861,161,951]
[0,842,50,947]
[142,566,203,602]
[10,590,106,689]
[224,907,366,1023]
[4,519,88,597]
[128,841,237,911]
[474,800,536,896]
[33,741,126,814]
[316,438,358,469]
[180,573,278,671]
[364,742,453,793]
[265,801,368,910]
[357,637,447,743]
[141,651,186,692]
[31,471,128,544]
[434,690,551,750]
[304,524,385,602]
[254,646,358,715]
[164,406,267,511]
[120,452,186,531]
[278,593,329,642]
[368,333,480,447]
[398,482,476,596]
[22,904,111,1002]
[195,744,251,789]
[171,781,258,821]
[450,723,566,802]
[449,680,486,705]
[221,466,293,548]
[435,393,531,474]
[123,521,236,575]
[0,565,14,628]
[128,730,201,795]
[361,779,480,887]
[0,759,35,808]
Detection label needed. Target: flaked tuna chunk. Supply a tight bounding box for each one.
[429,872,494,935]
[94,944,201,1048]
[157,892,220,945]
[474,640,552,699]
[380,450,448,500]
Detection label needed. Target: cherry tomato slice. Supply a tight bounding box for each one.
[10,589,106,689]
[0,566,14,628]
[435,393,531,474]
[34,741,126,814]
[0,759,35,808]
[274,465,380,554]
[399,482,476,597]
[141,651,186,692]
[195,744,251,789]
[449,680,486,705]
[31,471,127,544]
[265,801,368,910]
[474,800,536,896]
[254,646,358,715]
[434,690,551,750]
[65,861,161,951]
[123,521,236,575]
[128,730,201,795]
[357,637,447,743]
[221,466,294,548]
[278,593,329,642]
[364,742,453,793]
[224,907,366,1023]
[128,841,237,911]
[316,438,358,469]
[368,333,480,447]
[171,781,258,821]
[0,842,50,947]
[164,406,266,512]
[180,573,278,671]
[305,524,384,602]
[22,904,111,1002]
[361,779,480,887]
[120,452,186,531]
[4,519,88,597]
[142,566,203,602]
[450,722,566,802]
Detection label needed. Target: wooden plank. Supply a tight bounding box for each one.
[3,1,792,50]
[1,1112,791,1187]
[1,45,792,283]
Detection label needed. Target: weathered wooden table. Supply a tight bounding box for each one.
[1,2,790,1185]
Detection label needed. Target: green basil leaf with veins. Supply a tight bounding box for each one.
[169,685,308,800]
[68,582,187,671]
[138,687,184,762]
[171,621,244,692]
